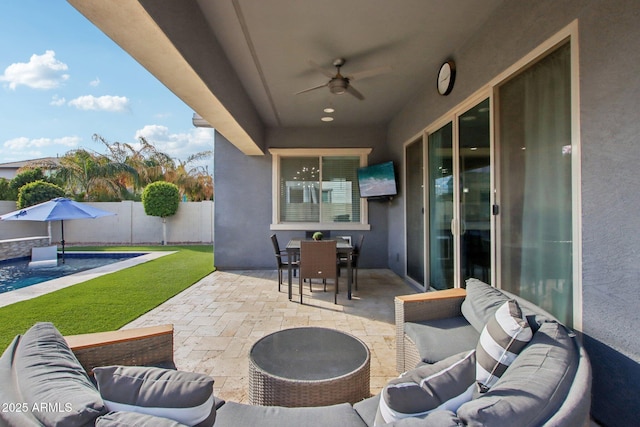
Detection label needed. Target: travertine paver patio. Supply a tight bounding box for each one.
[125,269,417,403]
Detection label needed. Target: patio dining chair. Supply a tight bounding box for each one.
[271,234,298,292]
[299,240,338,304]
[339,234,364,290]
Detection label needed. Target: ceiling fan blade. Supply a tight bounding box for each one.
[308,60,336,78]
[347,65,393,81]
[346,85,365,100]
[295,82,328,95]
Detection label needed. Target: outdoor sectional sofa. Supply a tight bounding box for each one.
[0,278,591,427]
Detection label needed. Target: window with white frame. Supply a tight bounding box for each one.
[270,148,371,230]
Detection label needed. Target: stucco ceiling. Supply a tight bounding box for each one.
[68,0,505,153]
[196,0,504,128]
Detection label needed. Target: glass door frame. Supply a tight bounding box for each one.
[403,134,427,290]
[422,90,495,290]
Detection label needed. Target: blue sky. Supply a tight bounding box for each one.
[0,1,214,166]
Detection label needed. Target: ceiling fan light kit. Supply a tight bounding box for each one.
[295,57,392,101]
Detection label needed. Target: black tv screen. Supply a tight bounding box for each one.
[358,161,398,198]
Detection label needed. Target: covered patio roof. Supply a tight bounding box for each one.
[67,0,504,155]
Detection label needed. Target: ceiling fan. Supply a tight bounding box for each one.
[295,58,392,100]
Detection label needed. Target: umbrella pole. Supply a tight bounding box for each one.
[61,220,65,264]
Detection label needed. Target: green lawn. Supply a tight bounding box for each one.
[0,245,214,350]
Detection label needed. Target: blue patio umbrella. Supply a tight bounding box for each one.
[0,197,116,262]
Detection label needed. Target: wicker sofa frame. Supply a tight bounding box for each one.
[395,288,466,373]
[64,324,175,375]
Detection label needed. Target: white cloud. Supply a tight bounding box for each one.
[50,95,66,106]
[68,95,129,112]
[134,125,214,163]
[89,77,100,87]
[4,136,80,150]
[0,50,70,90]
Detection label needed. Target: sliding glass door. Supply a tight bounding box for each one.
[459,99,491,285]
[405,138,425,287]
[497,43,573,325]
[423,99,491,290]
[427,123,453,289]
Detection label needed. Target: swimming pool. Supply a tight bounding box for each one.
[0,252,146,294]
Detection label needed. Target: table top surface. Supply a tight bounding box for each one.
[249,327,369,381]
[286,239,352,250]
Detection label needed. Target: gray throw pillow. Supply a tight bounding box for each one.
[375,350,476,425]
[14,322,107,427]
[94,365,215,426]
[461,278,509,332]
[476,299,532,392]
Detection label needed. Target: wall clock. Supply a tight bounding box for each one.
[437,60,456,96]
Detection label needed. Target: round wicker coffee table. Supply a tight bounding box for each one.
[248,327,370,407]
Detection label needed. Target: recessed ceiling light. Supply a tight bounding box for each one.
[321,116,334,122]
[324,107,335,113]
[461,115,476,122]
[478,107,490,113]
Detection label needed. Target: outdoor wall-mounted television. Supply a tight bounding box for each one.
[357,161,398,199]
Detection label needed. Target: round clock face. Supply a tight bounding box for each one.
[437,61,455,96]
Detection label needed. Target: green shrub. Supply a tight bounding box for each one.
[17,181,65,208]
[0,178,16,200]
[142,181,180,218]
[10,168,48,191]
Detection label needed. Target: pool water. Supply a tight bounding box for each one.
[0,253,145,294]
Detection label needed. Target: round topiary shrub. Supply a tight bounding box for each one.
[142,181,180,245]
[17,181,65,208]
[142,181,180,218]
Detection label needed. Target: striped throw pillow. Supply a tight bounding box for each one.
[476,299,532,393]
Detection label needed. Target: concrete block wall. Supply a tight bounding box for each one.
[0,200,214,245]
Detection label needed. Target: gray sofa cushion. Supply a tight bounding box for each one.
[458,321,578,427]
[404,317,479,364]
[354,395,380,426]
[96,411,189,426]
[461,278,509,332]
[377,350,475,424]
[94,365,215,427]
[214,401,368,427]
[13,322,107,427]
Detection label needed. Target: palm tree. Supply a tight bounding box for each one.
[163,151,213,201]
[55,148,139,201]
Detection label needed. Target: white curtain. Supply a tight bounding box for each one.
[500,43,573,325]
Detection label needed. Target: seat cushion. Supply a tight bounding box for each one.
[214,401,368,427]
[404,317,479,364]
[94,365,216,427]
[13,322,107,427]
[458,321,578,427]
[96,411,189,426]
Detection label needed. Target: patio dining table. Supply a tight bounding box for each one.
[286,238,354,300]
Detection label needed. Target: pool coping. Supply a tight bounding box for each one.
[0,251,175,308]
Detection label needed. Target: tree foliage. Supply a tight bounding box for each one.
[11,134,213,203]
[17,181,65,208]
[10,168,50,191]
[0,178,16,201]
[142,181,180,218]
